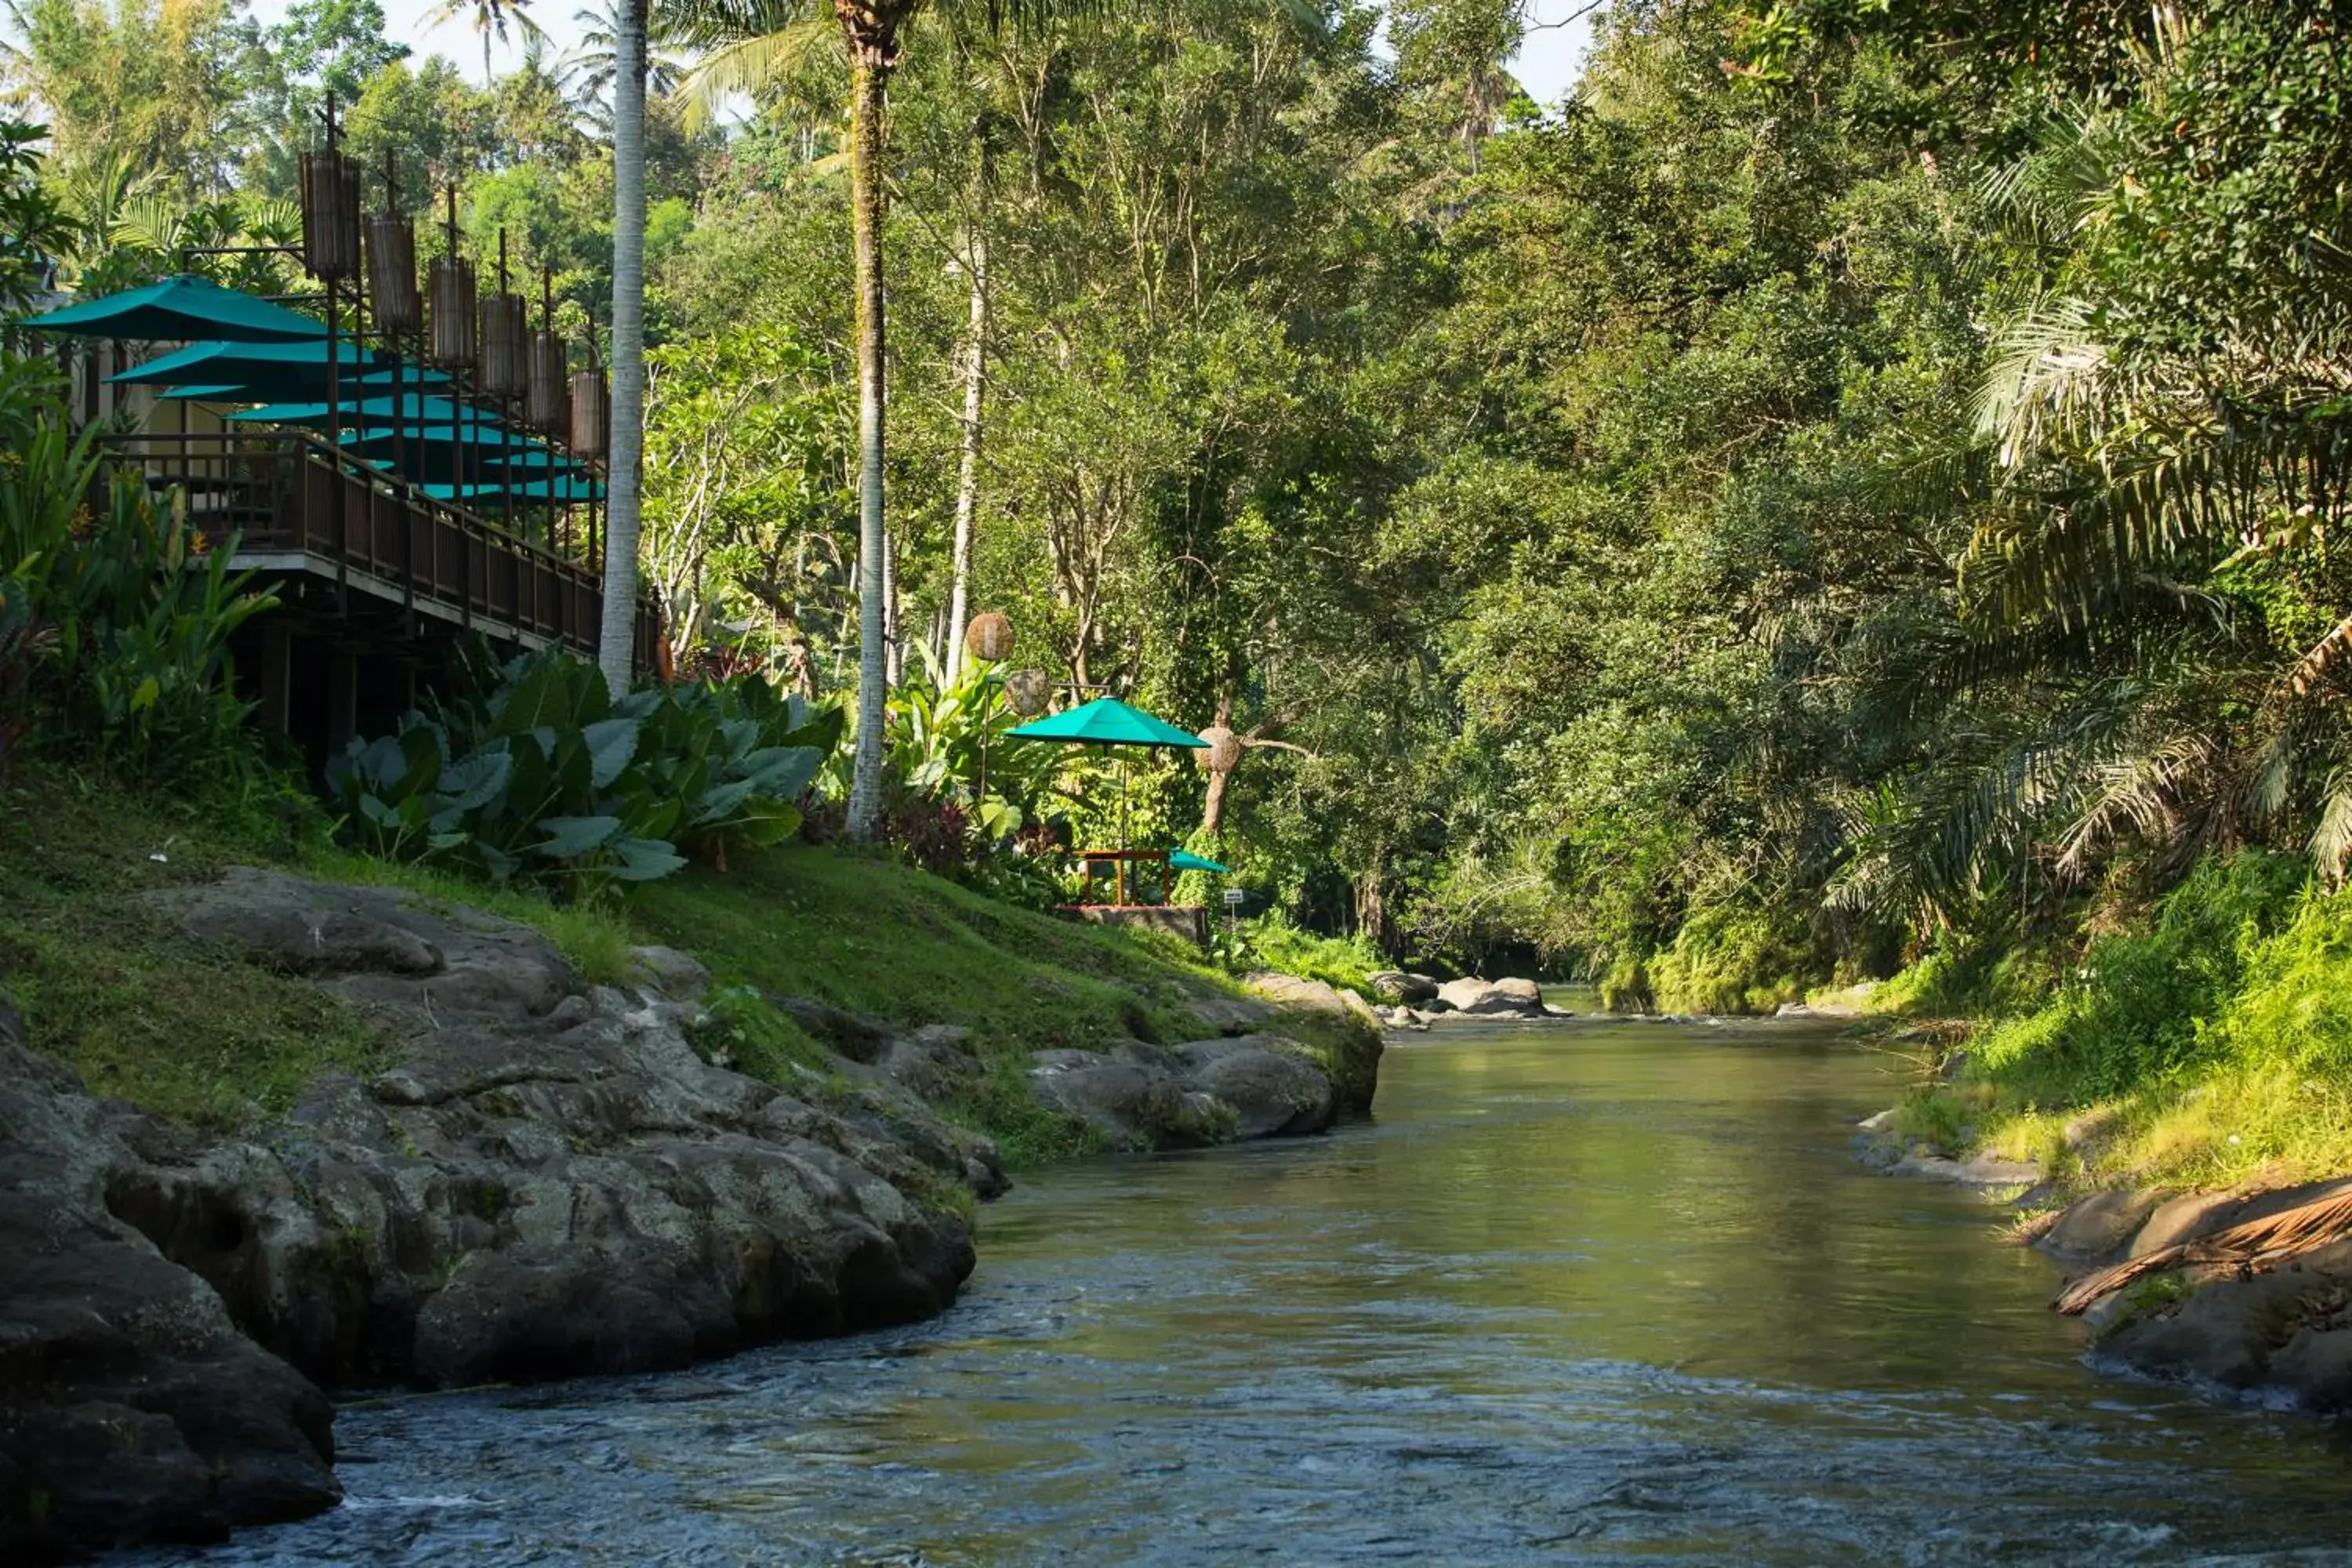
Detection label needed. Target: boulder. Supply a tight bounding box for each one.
[1247,971,1377,1026]
[1028,1051,1195,1150]
[1174,1035,1337,1138]
[0,1040,340,1562]
[1366,971,1439,1005]
[116,870,982,1399]
[1435,976,1546,1017]
[2038,1189,2168,1266]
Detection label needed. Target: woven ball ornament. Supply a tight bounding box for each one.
[1197,724,1243,772]
[964,612,1015,663]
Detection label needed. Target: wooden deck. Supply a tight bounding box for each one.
[103,430,657,669]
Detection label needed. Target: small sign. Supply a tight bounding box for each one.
[1222,888,1247,906]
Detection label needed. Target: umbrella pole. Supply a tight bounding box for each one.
[1119,753,1130,906]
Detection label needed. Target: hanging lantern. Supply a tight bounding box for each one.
[299,151,361,281]
[478,293,528,397]
[427,256,477,367]
[1003,668,1051,717]
[365,216,422,332]
[964,612,1015,663]
[568,367,609,457]
[1196,724,1243,773]
[526,330,569,432]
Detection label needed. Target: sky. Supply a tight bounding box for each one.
[238,0,1603,105]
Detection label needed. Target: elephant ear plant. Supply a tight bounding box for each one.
[327,648,842,898]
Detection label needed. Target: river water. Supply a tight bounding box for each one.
[134,1018,2352,1566]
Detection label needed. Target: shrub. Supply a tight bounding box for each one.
[1973,852,2309,1102]
[0,356,274,784]
[1238,911,1381,993]
[1647,900,1810,1014]
[328,648,840,898]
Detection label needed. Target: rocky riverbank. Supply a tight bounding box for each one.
[1858,1106,2352,1415]
[0,868,1381,1563]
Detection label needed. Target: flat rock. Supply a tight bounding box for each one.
[1367,971,1439,1004]
[2039,1189,2168,1265]
[1434,977,1546,1017]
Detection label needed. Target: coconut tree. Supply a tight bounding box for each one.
[660,0,1116,841]
[422,0,548,85]
[596,0,650,700]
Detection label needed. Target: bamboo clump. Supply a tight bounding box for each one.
[2053,1189,2352,1315]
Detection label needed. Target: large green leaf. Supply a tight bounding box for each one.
[583,717,641,790]
[611,836,689,881]
[530,815,623,858]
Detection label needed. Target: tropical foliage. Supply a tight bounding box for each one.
[328,646,840,895]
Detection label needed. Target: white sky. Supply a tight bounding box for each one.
[237,0,1603,106]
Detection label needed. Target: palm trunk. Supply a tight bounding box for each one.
[944,228,988,681]
[596,0,648,698]
[842,38,891,841]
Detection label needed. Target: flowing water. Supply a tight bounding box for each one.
[134,1019,2352,1566]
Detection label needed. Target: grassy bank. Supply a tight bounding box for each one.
[1876,854,2352,1196]
[0,765,1308,1166]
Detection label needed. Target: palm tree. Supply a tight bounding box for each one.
[563,0,684,104]
[423,0,549,85]
[597,0,651,700]
[661,0,1105,842]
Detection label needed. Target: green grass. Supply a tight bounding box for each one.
[1880,853,2352,1195]
[0,768,386,1127]
[627,843,1279,1166]
[629,843,1227,1051]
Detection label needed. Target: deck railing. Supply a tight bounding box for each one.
[98,429,658,669]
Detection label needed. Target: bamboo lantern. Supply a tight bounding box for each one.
[1196,724,1242,773]
[298,151,361,281]
[427,256,477,367]
[1004,668,1051,717]
[568,367,609,457]
[365,216,422,332]
[964,612,1015,663]
[478,293,528,397]
[525,330,570,432]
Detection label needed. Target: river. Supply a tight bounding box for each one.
[129,1018,2352,1565]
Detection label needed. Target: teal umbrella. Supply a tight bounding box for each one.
[108,338,386,394]
[152,383,250,402]
[422,476,604,504]
[1168,849,1229,873]
[227,393,499,429]
[1007,697,1211,750]
[14,274,327,342]
[1007,697,1207,906]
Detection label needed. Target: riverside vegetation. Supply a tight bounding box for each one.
[9,0,2352,1551]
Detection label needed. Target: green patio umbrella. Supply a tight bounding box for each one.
[1008,697,1208,905]
[227,393,499,429]
[1168,849,1229,873]
[422,476,604,504]
[1007,697,1212,750]
[15,274,327,342]
[108,338,387,394]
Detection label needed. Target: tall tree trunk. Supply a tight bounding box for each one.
[596,0,648,699]
[842,33,892,841]
[945,227,989,681]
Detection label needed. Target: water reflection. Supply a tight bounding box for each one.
[129,1022,2352,1566]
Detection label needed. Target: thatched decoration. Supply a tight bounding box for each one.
[1004,668,1051,717]
[427,256,477,367]
[298,151,361,281]
[365,217,421,332]
[964,612,1015,663]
